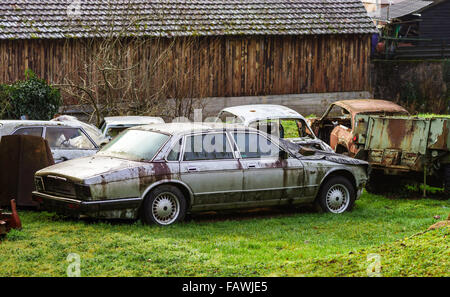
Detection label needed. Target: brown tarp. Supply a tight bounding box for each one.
[0,135,54,207]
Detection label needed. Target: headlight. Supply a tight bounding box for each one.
[75,184,92,200]
[34,176,44,192]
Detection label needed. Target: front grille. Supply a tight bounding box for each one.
[42,175,76,198]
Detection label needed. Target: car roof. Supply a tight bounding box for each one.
[220,104,305,125]
[332,99,409,115]
[130,122,258,136]
[0,120,80,137]
[103,116,165,126]
[0,120,75,129]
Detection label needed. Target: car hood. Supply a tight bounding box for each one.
[36,155,156,185]
[287,137,333,152]
[302,151,369,166]
[280,139,368,166]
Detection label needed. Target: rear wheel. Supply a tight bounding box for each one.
[142,185,186,226]
[316,176,355,213]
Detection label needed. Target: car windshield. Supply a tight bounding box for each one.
[97,130,169,161]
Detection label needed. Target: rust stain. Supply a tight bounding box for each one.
[387,119,406,149]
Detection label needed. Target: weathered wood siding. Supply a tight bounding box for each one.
[0,35,371,104]
[420,1,450,40]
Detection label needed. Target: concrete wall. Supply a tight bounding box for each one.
[62,91,373,123]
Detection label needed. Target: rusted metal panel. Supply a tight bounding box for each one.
[428,118,450,151]
[332,99,409,117]
[0,135,54,207]
[365,117,431,154]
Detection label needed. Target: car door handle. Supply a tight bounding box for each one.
[247,163,257,168]
[188,166,198,172]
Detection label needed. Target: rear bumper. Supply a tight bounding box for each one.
[32,191,142,218]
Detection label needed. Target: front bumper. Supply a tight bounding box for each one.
[32,191,142,218]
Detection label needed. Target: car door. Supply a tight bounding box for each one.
[180,132,243,209]
[232,132,305,205]
[44,127,98,163]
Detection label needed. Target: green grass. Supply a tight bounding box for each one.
[0,193,449,277]
[416,113,450,118]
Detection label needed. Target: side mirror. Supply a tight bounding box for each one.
[299,147,316,156]
[278,150,289,159]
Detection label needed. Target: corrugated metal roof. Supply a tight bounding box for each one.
[0,0,377,39]
[373,0,433,21]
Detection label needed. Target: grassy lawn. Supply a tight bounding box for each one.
[0,192,449,277]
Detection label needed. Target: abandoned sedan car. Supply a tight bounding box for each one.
[32,123,368,225]
[216,104,333,152]
[308,99,409,156]
[0,120,99,163]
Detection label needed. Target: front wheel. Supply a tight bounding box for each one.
[316,176,355,213]
[142,185,187,226]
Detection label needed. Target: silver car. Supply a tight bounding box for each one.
[33,123,368,225]
[0,120,99,163]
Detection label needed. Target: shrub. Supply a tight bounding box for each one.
[7,69,61,120]
[0,84,12,119]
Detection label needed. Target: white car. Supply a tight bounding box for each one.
[51,115,109,146]
[0,120,99,163]
[99,116,165,140]
[216,104,333,152]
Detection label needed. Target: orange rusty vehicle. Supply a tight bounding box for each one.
[309,99,409,156]
[310,99,450,196]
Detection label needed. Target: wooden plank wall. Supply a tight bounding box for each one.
[0,34,371,105]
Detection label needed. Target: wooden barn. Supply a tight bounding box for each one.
[0,0,377,116]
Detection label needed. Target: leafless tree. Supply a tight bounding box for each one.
[56,1,204,126]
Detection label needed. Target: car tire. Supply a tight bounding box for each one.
[316,176,355,213]
[444,164,450,198]
[142,185,187,226]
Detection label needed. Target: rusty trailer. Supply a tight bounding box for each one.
[353,115,450,195]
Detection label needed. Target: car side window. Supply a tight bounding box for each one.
[167,138,182,161]
[183,133,234,161]
[12,127,43,137]
[233,132,280,159]
[45,127,96,150]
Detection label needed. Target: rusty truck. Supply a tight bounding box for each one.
[310,99,450,195]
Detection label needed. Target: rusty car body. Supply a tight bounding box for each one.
[32,123,368,225]
[309,99,449,194]
[0,120,99,163]
[309,99,409,155]
[216,104,334,152]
